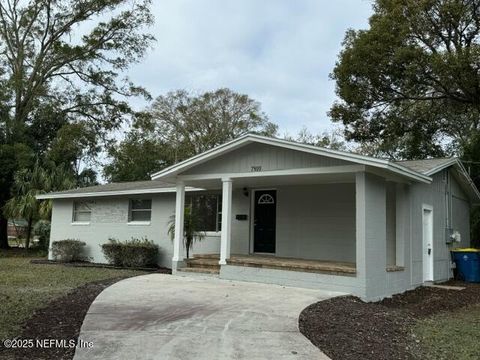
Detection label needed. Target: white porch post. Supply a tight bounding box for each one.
[219,178,233,265]
[172,181,185,272]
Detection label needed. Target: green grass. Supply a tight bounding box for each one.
[0,251,146,339]
[413,304,480,360]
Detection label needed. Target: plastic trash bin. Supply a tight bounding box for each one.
[451,248,480,283]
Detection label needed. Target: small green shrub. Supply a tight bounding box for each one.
[101,237,159,268]
[51,239,86,262]
[34,220,51,251]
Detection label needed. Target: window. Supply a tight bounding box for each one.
[73,201,92,223]
[186,194,222,232]
[258,194,275,204]
[129,199,152,222]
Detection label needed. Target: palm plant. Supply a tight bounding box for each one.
[167,206,205,259]
[3,163,74,248]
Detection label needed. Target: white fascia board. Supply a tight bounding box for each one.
[178,165,365,181]
[35,186,204,200]
[424,158,459,176]
[152,133,431,183]
[420,158,480,203]
[250,136,431,183]
[452,161,480,203]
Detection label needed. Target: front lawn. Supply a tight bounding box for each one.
[0,250,146,340]
[414,304,480,360]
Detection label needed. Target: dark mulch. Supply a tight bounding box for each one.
[0,271,169,360]
[30,259,171,273]
[299,282,480,360]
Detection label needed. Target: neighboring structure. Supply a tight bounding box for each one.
[7,219,28,239]
[37,134,480,301]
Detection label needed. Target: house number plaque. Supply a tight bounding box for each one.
[251,166,262,172]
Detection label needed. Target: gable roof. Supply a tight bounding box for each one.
[150,134,431,183]
[36,180,200,200]
[36,135,480,203]
[394,158,457,176]
[397,157,480,202]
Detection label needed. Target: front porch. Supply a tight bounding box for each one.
[153,136,417,300]
[179,254,357,276]
[168,168,408,300]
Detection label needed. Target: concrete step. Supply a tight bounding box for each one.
[185,258,220,270]
[177,267,220,275]
[190,254,220,260]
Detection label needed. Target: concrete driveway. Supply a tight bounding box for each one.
[74,274,339,360]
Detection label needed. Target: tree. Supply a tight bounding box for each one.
[462,133,480,246]
[104,131,172,182]
[284,127,350,151]
[167,207,205,259]
[0,0,154,248]
[146,88,277,161]
[3,163,74,248]
[106,88,278,181]
[47,122,101,184]
[330,0,480,159]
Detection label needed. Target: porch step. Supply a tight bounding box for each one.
[181,255,221,276]
[190,254,220,260]
[177,267,220,275]
[185,257,220,270]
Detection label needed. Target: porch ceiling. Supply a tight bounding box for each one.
[181,172,356,190]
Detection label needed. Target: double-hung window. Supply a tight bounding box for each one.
[129,199,152,222]
[186,194,222,232]
[72,201,92,223]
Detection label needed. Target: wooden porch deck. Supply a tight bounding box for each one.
[191,254,357,276]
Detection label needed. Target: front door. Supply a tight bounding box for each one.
[422,206,434,282]
[253,190,276,253]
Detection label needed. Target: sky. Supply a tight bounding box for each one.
[127,0,373,136]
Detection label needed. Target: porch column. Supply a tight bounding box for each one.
[219,178,233,265]
[355,172,387,301]
[172,181,185,272]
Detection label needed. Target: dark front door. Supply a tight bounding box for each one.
[254,190,276,253]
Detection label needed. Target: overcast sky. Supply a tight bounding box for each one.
[128,0,373,136]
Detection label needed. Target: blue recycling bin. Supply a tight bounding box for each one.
[451,249,480,283]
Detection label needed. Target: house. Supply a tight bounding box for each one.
[37,134,480,301]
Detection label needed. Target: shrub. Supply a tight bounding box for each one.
[101,237,159,268]
[51,239,86,262]
[34,220,51,251]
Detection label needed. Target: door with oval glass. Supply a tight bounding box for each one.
[253,190,276,253]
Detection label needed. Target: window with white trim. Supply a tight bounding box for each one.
[129,199,152,222]
[186,194,222,232]
[72,201,92,223]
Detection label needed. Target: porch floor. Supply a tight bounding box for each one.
[192,254,357,276]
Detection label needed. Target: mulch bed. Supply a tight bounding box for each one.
[299,282,480,360]
[29,259,170,273]
[0,270,169,360]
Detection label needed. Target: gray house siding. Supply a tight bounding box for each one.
[49,192,248,268]
[183,142,352,175]
[407,169,471,286]
[386,182,397,266]
[275,183,356,262]
[451,173,471,246]
[50,195,176,267]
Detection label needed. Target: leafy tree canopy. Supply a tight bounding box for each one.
[105,88,278,181]
[330,0,480,159]
[0,0,154,248]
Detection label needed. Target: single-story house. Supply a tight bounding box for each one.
[37,134,480,301]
